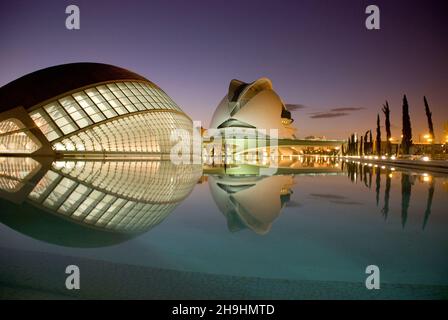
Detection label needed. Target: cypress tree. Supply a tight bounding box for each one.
[382,101,391,154]
[424,96,435,142]
[351,133,356,155]
[364,131,369,155]
[347,136,350,155]
[402,95,413,154]
[376,114,381,155]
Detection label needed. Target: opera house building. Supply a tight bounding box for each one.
[0,63,193,156]
[209,77,297,139]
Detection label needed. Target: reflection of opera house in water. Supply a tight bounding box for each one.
[209,175,295,234]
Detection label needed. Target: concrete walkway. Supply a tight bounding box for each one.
[1,248,447,300]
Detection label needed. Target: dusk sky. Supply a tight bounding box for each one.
[1,0,447,140]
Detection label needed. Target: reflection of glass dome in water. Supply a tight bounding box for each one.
[0,63,192,155]
[208,175,294,234]
[0,157,202,247]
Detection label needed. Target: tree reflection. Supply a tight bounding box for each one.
[375,167,381,206]
[423,179,435,230]
[342,160,441,230]
[401,174,412,228]
[381,170,391,220]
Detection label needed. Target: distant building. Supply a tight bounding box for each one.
[304,135,327,140]
[0,63,192,156]
[208,78,297,139]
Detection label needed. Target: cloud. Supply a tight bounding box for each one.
[310,112,349,119]
[330,107,365,112]
[309,106,365,119]
[285,104,307,111]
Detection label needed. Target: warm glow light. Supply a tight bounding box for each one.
[422,156,430,162]
[390,155,396,160]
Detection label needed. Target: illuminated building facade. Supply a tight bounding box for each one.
[208,78,297,139]
[0,63,192,156]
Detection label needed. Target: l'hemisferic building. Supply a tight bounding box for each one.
[0,63,193,156]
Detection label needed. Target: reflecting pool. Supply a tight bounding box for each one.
[0,156,447,299]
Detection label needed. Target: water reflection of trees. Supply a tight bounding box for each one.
[291,155,339,168]
[401,174,412,228]
[345,161,372,188]
[381,171,391,219]
[343,161,437,229]
[375,167,380,206]
[423,179,435,230]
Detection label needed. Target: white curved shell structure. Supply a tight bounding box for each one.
[209,78,297,139]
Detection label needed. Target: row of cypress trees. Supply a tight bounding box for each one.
[343,96,435,156]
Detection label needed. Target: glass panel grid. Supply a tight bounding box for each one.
[28,81,188,151]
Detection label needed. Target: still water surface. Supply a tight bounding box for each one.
[0,157,447,299]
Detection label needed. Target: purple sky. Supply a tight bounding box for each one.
[1,0,447,140]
